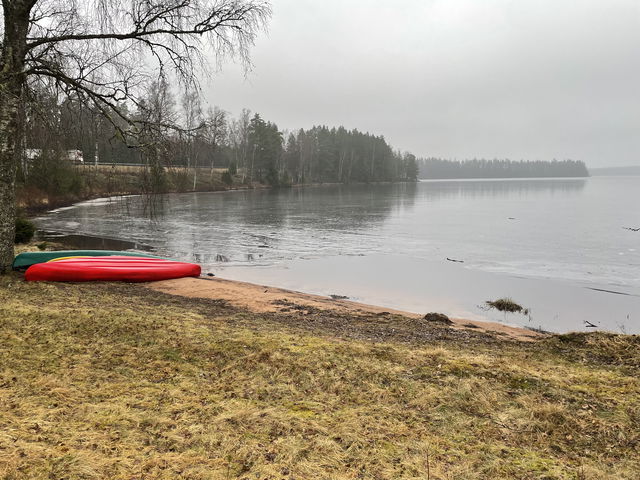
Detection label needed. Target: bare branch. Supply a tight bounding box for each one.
[12,0,271,145]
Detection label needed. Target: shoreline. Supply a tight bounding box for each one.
[12,240,545,342]
[15,238,545,341]
[148,276,545,342]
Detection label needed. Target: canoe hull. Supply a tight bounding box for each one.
[25,257,201,283]
[13,250,162,270]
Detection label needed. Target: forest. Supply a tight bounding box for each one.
[418,157,589,179]
[20,79,419,189]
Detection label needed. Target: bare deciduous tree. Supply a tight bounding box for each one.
[0,0,270,271]
[228,107,250,181]
[204,105,226,179]
[181,88,203,188]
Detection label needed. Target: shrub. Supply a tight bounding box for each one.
[221,170,233,186]
[25,149,84,198]
[15,218,36,244]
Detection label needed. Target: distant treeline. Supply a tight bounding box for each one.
[418,158,589,179]
[589,166,640,176]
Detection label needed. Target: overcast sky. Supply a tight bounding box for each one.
[204,0,640,167]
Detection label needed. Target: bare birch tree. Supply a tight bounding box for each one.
[181,88,203,188]
[228,107,250,182]
[204,106,226,178]
[0,0,270,271]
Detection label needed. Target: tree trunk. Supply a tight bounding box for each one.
[0,2,31,272]
[0,89,20,271]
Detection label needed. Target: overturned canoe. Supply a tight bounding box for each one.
[12,250,162,270]
[25,256,201,283]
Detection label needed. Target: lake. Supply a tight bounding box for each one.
[36,177,640,333]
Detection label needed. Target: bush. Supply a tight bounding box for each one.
[15,218,36,244]
[221,170,233,186]
[25,150,84,198]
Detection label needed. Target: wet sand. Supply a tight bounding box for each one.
[148,276,545,342]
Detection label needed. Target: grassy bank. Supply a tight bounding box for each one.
[0,275,638,479]
[18,164,243,213]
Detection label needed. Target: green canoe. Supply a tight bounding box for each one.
[12,250,164,270]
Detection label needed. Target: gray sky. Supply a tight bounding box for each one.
[204,0,640,167]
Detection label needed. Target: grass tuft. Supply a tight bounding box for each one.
[486,297,529,315]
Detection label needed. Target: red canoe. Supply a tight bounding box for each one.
[25,256,201,282]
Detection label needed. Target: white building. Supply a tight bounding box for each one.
[22,148,84,165]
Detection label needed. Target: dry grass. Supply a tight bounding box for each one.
[0,275,638,479]
[486,298,528,315]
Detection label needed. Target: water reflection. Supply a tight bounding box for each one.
[199,183,419,230]
[39,231,153,251]
[37,183,421,265]
[103,183,420,230]
[37,177,626,287]
[418,178,586,200]
[74,179,583,233]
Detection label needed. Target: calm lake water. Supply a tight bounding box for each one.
[37,177,640,333]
